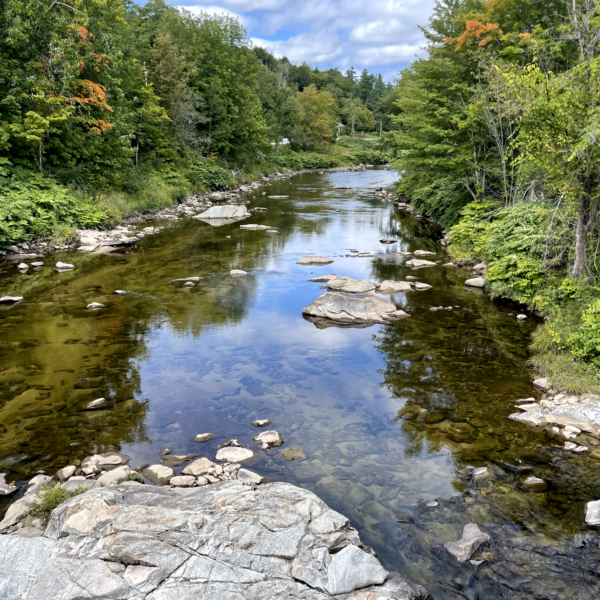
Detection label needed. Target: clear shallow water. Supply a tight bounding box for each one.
[2,168,600,596]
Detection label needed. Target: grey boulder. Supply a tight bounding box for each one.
[193,205,251,224]
[379,280,413,293]
[465,277,485,288]
[326,277,376,294]
[0,482,429,599]
[406,259,436,268]
[297,256,334,266]
[302,292,404,325]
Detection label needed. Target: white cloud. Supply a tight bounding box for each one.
[171,0,436,77]
[177,4,246,24]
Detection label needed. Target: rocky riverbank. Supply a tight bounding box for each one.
[0,480,431,600]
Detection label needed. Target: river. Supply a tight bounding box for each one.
[1,167,599,598]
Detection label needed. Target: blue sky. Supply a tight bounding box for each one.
[173,0,437,81]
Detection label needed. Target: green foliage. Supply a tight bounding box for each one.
[191,162,232,191]
[116,472,144,484]
[0,174,108,246]
[30,484,87,524]
[569,299,600,368]
[447,200,500,260]
[268,151,345,170]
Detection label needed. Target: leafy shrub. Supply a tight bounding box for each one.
[30,484,87,524]
[569,299,600,368]
[407,176,472,227]
[192,162,232,190]
[0,174,108,246]
[447,200,500,260]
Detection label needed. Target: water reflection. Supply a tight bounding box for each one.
[1,168,599,597]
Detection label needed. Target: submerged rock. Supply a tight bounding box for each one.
[308,274,338,282]
[230,269,247,276]
[160,453,197,468]
[444,524,491,561]
[193,205,251,224]
[414,282,432,291]
[281,447,306,461]
[297,256,334,266]
[523,476,547,492]
[55,262,74,270]
[86,302,105,310]
[303,292,405,326]
[413,250,436,256]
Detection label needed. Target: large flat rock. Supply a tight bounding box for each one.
[303,292,405,325]
[0,482,430,599]
[326,276,376,294]
[193,205,251,225]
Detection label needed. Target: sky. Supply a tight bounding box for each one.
[174,0,438,81]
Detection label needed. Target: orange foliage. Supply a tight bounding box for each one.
[71,80,113,112]
[446,19,502,50]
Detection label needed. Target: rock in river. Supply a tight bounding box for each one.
[380,239,397,244]
[414,282,432,291]
[281,447,306,461]
[0,482,430,599]
[302,291,407,326]
[406,259,436,268]
[182,457,214,476]
[55,262,74,270]
[297,256,334,266]
[444,524,491,561]
[465,277,486,288]
[237,468,266,484]
[586,500,600,526]
[327,276,376,293]
[193,204,251,224]
[251,419,271,427]
[309,274,338,282]
[230,269,247,276]
[194,432,215,442]
[253,430,284,449]
[215,447,255,463]
[86,302,105,310]
[0,296,23,304]
[379,280,413,293]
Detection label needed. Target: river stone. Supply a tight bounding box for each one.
[253,430,284,449]
[414,282,432,291]
[0,474,17,496]
[406,259,436,268]
[169,475,196,487]
[215,447,255,462]
[465,277,485,288]
[0,296,23,304]
[0,482,427,599]
[380,239,397,244]
[326,276,376,293]
[55,262,74,270]
[302,292,401,325]
[86,397,105,409]
[96,465,131,487]
[237,468,266,484]
[182,457,214,476]
[413,250,435,256]
[17,263,29,270]
[143,465,175,485]
[160,454,197,468]
[240,224,271,230]
[308,274,337,282]
[517,314,527,321]
[230,269,247,276]
[379,280,413,293]
[533,377,551,391]
[334,185,352,190]
[268,195,289,198]
[56,466,76,481]
[194,433,215,442]
[86,302,105,310]
[251,419,271,427]
[297,256,334,265]
[586,500,600,526]
[194,205,251,222]
[281,447,306,461]
[61,480,98,493]
[523,476,547,492]
[443,524,491,561]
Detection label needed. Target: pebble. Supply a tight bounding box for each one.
[161,449,172,455]
[426,501,439,508]
[523,476,547,492]
[230,270,247,276]
[517,314,527,321]
[251,419,271,428]
[86,302,105,310]
[194,433,216,443]
[86,398,106,409]
[17,263,28,270]
[31,262,43,267]
[56,262,74,270]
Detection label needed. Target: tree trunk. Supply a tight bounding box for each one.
[351,115,355,137]
[573,195,589,277]
[275,141,280,153]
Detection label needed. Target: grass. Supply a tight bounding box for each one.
[29,484,87,524]
[115,472,144,484]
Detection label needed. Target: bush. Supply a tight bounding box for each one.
[191,162,232,190]
[0,174,108,246]
[569,299,600,368]
[447,200,500,261]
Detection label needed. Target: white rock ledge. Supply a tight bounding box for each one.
[0,482,430,599]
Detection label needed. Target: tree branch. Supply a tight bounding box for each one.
[48,1,84,14]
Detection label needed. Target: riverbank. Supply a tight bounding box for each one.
[0,164,368,263]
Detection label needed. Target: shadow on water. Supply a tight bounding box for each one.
[1,167,599,598]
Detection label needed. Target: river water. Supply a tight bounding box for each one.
[1,168,599,598]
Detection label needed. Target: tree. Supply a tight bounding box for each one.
[293,84,338,150]
[340,97,363,137]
